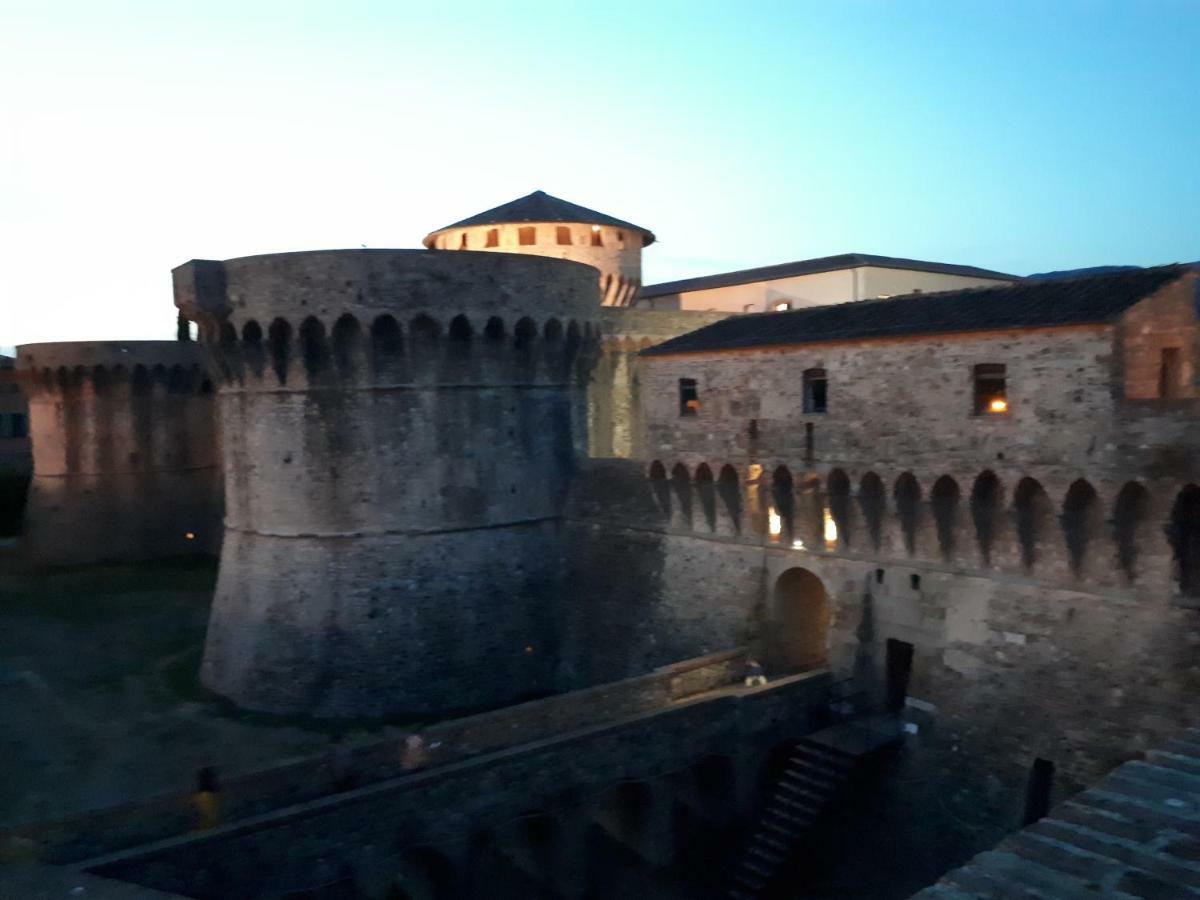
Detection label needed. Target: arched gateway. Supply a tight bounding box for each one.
[770,567,832,672]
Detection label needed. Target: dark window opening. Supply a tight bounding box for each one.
[1160,347,1182,399]
[679,378,699,417]
[518,226,536,246]
[803,368,827,414]
[804,422,814,464]
[910,573,921,590]
[556,226,571,245]
[459,233,468,249]
[590,227,603,247]
[485,228,499,247]
[973,363,1008,415]
[875,568,884,584]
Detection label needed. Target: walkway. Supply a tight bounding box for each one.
[912,727,1200,899]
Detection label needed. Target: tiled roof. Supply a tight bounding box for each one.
[643,265,1189,356]
[910,727,1200,899]
[424,190,655,247]
[639,253,1017,298]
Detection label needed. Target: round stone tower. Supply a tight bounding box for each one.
[423,190,654,307]
[15,341,222,566]
[174,249,599,719]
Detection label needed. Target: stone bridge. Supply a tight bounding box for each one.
[5,654,833,899]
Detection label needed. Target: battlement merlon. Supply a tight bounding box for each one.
[172,259,229,326]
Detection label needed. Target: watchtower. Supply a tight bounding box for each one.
[423,190,654,307]
[175,249,599,718]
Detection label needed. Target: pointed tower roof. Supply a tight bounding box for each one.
[424,190,655,247]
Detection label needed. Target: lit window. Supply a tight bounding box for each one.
[973,364,1008,415]
[518,226,536,245]
[590,226,603,247]
[823,507,838,548]
[485,228,499,247]
[773,301,792,312]
[556,226,571,245]
[768,507,782,539]
[1160,347,1182,398]
[679,377,700,416]
[803,368,827,414]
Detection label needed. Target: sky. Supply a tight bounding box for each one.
[1,0,1197,349]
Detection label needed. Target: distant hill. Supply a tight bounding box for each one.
[1026,263,1198,281]
[1025,266,1142,281]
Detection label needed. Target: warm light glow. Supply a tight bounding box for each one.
[768,507,782,538]
[791,539,806,550]
[988,398,1008,413]
[525,645,534,654]
[747,464,763,482]
[685,399,701,412]
[185,532,195,540]
[823,508,838,547]
[591,225,600,232]
[773,301,791,312]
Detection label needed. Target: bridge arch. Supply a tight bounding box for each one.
[769,567,832,672]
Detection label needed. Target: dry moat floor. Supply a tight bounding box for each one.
[0,557,413,827]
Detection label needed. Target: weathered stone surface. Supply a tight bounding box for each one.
[14,341,221,565]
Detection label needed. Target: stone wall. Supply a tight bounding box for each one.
[587,307,731,458]
[565,457,1200,865]
[14,341,222,565]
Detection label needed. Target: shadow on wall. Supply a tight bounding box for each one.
[0,472,30,537]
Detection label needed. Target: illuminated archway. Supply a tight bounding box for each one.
[770,567,832,672]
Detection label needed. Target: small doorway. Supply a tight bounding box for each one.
[885,638,914,712]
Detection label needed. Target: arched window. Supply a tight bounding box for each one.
[931,476,960,561]
[1013,477,1052,572]
[894,473,921,556]
[718,464,742,533]
[859,472,886,551]
[970,471,1003,565]
[694,463,716,531]
[1169,485,1200,598]
[1062,479,1101,576]
[827,468,851,548]
[1113,482,1150,584]
[268,318,292,385]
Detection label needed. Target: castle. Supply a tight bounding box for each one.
[3,191,1199,898]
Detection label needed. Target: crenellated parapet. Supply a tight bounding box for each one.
[175,249,602,718]
[14,341,222,566]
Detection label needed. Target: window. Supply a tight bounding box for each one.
[616,230,625,246]
[772,300,792,312]
[679,378,699,416]
[1,413,26,439]
[973,364,1008,415]
[556,226,571,245]
[1159,347,1182,398]
[518,226,536,246]
[803,368,827,414]
[590,226,603,247]
[459,233,468,249]
[485,228,499,247]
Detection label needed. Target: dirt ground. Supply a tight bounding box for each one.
[0,558,409,827]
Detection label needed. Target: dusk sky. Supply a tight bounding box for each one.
[2,0,1197,349]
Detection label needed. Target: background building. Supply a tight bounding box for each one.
[638,252,1017,312]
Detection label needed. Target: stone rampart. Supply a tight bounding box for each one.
[15,341,221,565]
